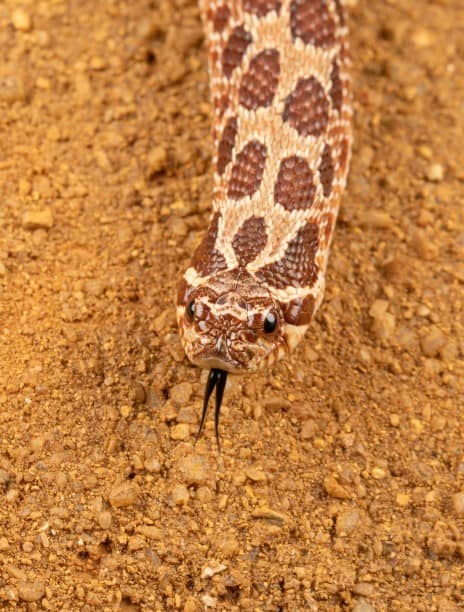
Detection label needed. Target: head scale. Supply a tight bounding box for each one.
[177,270,288,374]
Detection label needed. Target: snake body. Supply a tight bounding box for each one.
[177,0,352,431]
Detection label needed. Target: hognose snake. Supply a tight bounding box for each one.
[176,0,352,444]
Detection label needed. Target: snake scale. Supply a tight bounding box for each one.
[176,0,352,442]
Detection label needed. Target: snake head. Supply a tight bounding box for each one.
[177,270,289,373]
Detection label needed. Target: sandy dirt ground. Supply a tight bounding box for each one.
[0,0,463,610]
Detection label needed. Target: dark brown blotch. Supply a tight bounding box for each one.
[232,216,267,266]
[339,137,350,171]
[242,0,282,17]
[290,0,336,48]
[239,49,280,110]
[222,25,252,79]
[334,0,345,26]
[217,116,238,176]
[228,140,267,200]
[255,222,319,289]
[177,277,191,307]
[319,144,334,198]
[330,60,343,113]
[283,77,329,137]
[274,156,316,211]
[281,294,315,325]
[191,212,228,277]
[212,4,231,32]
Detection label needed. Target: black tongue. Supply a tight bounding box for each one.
[195,368,228,451]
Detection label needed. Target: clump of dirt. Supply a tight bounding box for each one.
[0,0,463,610]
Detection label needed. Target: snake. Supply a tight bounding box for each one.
[176,0,352,444]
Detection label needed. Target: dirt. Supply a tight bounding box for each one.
[0,0,463,610]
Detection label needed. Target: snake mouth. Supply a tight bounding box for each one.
[192,355,243,373]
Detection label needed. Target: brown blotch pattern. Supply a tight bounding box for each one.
[222,26,252,79]
[214,92,229,119]
[339,137,350,171]
[242,0,282,17]
[217,116,238,176]
[333,0,345,26]
[239,49,280,110]
[290,0,336,48]
[212,4,231,33]
[330,60,343,113]
[281,294,315,325]
[232,216,267,266]
[177,277,190,307]
[256,222,319,289]
[274,156,316,211]
[319,144,334,197]
[228,140,267,200]
[191,213,227,276]
[283,77,329,137]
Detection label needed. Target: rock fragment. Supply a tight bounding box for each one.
[11,9,32,32]
[147,146,168,175]
[108,482,139,508]
[178,454,209,485]
[324,475,352,500]
[420,327,447,357]
[171,484,189,505]
[22,209,54,230]
[452,492,464,517]
[18,580,45,602]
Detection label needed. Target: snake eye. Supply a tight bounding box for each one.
[186,300,195,321]
[263,311,277,334]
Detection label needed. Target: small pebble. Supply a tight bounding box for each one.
[336,508,361,536]
[170,382,193,406]
[0,536,9,550]
[251,506,290,525]
[128,535,146,552]
[420,327,447,357]
[324,475,352,500]
[403,557,422,575]
[300,419,318,439]
[171,483,189,505]
[371,467,387,480]
[352,599,376,612]
[245,466,267,482]
[396,493,411,507]
[216,535,240,556]
[201,561,227,579]
[136,525,162,539]
[178,454,209,485]
[22,209,54,230]
[144,456,161,473]
[369,300,396,340]
[18,580,45,602]
[352,583,375,597]
[170,423,190,441]
[147,146,168,175]
[426,163,444,182]
[108,482,139,508]
[184,598,197,612]
[412,28,434,47]
[452,492,464,516]
[11,8,32,32]
[359,210,394,229]
[201,594,217,609]
[97,511,112,529]
[176,406,198,424]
